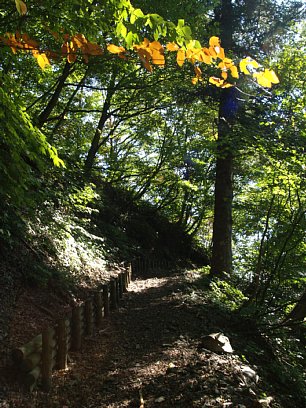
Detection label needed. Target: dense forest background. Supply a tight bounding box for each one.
[0,0,305,404]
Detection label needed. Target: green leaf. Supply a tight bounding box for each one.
[116,22,127,38]
[182,26,192,39]
[125,31,134,48]
[134,8,144,18]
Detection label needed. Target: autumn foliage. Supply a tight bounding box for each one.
[5,0,279,88]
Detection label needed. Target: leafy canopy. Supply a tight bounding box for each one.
[6,0,279,88]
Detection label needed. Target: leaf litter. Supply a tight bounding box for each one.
[1,268,285,407]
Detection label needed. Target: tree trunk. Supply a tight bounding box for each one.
[52,68,89,134]
[210,116,233,277]
[210,0,235,278]
[36,61,72,128]
[84,89,114,176]
[286,289,306,322]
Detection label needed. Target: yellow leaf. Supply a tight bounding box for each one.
[208,46,217,58]
[230,65,239,78]
[209,36,220,47]
[200,51,212,65]
[218,61,226,70]
[70,41,77,52]
[223,58,233,67]
[254,69,279,88]
[72,34,87,48]
[263,69,279,84]
[107,44,126,54]
[209,76,233,88]
[177,49,185,67]
[221,71,228,80]
[221,82,233,88]
[249,59,259,69]
[150,41,163,51]
[217,47,225,60]
[209,76,224,87]
[239,58,251,75]
[253,72,271,88]
[143,38,150,47]
[186,49,194,61]
[166,42,179,51]
[191,77,198,85]
[152,49,165,65]
[15,0,27,15]
[240,57,260,75]
[186,48,192,57]
[186,48,202,63]
[36,53,50,70]
[192,48,203,60]
[201,54,212,64]
[186,40,196,49]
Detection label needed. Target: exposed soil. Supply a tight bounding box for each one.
[0,267,294,407]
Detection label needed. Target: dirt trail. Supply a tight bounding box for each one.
[4,270,280,407]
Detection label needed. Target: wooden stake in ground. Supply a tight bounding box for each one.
[56,318,69,370]
[41,327,54,391]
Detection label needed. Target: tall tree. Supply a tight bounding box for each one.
[210,0,235,277]
[210,0,304,278]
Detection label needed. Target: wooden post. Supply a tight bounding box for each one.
[41,327,54,392]
[80,305,85,336]
[122,271,127,292]
[123,269,128,290]
[94,291,104,327]
[109,279,117,310]
[115,277,120,304]
[56,318,68,370]
[118,273,124,298]
[71,305,82,351]
[131,260,135,276]
[102,284,110,317]
[85,298,94,336]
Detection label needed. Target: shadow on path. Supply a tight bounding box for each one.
[7,269,277,408]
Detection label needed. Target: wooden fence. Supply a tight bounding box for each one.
[131,257,171,275]
[11,266,132,392]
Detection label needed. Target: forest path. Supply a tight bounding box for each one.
[8,269,278,407]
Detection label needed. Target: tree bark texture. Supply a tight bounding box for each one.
[210,0,234,278]
[210,117,233,277]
